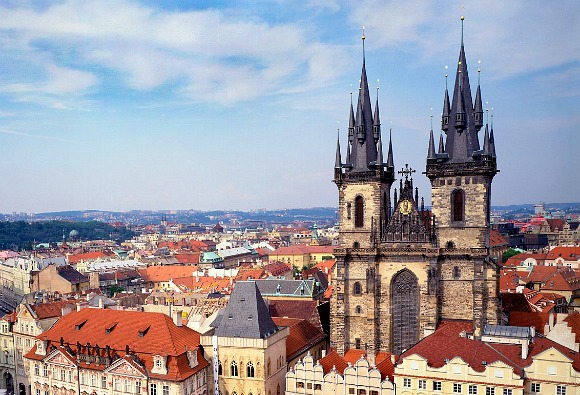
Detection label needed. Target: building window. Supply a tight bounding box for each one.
[357,390,365,395]
[347,203,352,220]
[277,384,281,395]
[296,383,304,389]
[355,196,364,227]
[453,266,461,278]
[453,383,462,393]
[348,389,354,395]
[43,365,48,377]
[314,384,322,391]
[502,390,512,395]
[91,374,96,387]
[486,388,495,395]
[355,305,362,314]
[267,357,271,376]
[353,282,362,295]
[150,384,157,395]
[530,383,540,393]
[114,379,121,391]
[61,370,66,382]
[403,378,411,388]
[36,390,40,395]
[469,385,477,394]
[136,381,141,395]
[218,361,222,376]
[125,380,131,393]
[155,358,162,368]
[392,269,419,355]
[433,381,442,391]
[557,386,567,395]
[230,361,238,377]
[34,364,39,376]
[418,380,426,390]
[548,366,557,375]
[102,376,107,389]
[163,385,169,395]
[452,189,465,222]
[246,362,255,378]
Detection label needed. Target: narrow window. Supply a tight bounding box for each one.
[452,189,464,222]
[453,266,461,279]
[353,282,362,295]
[246,362,254,378]
[355,196,364,227]
[230,361,238,377]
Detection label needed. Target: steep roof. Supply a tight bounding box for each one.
[214,281,278,339]
[139,265,198,283]
[57,265,88,284]
[272,317,326,360]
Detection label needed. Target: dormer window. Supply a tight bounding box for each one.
[151,355,168,375]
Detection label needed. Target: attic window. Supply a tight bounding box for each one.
[240,298,245,302]
[75,320,87,331]
[138,325,150,338]
[248,315,253,321]
[105,322,118,334]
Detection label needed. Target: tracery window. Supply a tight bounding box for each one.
[246,362,254,378]
[391,270,419,355]
[230,361,238,377]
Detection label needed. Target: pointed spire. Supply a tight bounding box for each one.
[427,129,436,159]
[438,131,445,154]
[348,96,355,144]
[346,141,352,164]
[490,113,496,157]
[373,84,381,143]
[482,123,490,155]
[442,67,450,131]
[474,64,483,131]
[335,128,342,169]
[387,129,394,168]
[377,131,383,167]
[393,188,398,206]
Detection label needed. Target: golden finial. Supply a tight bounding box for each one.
[362,26,365,41]
[461,15,464,21]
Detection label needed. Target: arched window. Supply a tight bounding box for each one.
[267,358,271,377]
[452,189,464,222]
[218,361,222,376]
[231,361,238,377]
[446,241,455,249]
[355,196,364,227]
[246,362,254,378]
[391,270,419,355]
[355,306,362,314]
[353,282,362,295]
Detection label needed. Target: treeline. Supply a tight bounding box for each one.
[0,221,137,250]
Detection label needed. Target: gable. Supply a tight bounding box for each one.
[532,347,573,364]
[45,349,76,367]
[105,358,146,378]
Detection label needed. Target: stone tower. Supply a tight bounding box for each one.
[331,22,499,358]
[425,21,500,336]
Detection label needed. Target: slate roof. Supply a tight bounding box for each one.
[214,281,278,339]
[254,278,320,297]
[57,265,88,284]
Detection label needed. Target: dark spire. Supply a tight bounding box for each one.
[442,85,450,131]
[438,131,445,153]
[373,87,381,144]
[482,123,490,155]
[348,100,355,145]
[349,32,378,172]
[393,188,398,206]
[334,129,342,169]
[377,131,383,167]
[387,129,394,168]
[346,141,352,164]
[490,114,496,157]
[427,129,436,159]
[474,70,484,131]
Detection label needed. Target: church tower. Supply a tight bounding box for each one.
[426,17,500,336]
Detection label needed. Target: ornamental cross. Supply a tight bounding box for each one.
[398,164,416,180]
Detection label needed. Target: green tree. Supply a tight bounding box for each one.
[502,248,521,263]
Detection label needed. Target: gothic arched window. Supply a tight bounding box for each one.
[391,270,419,355]
[355,305,362,314]
[231,361,238,377]
[355,196,364,228]
[353,282,362,295]
[218,361,222,376]
[246,362,254,378]
[452,189,465,222]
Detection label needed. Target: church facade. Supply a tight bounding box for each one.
[330,26,500,357]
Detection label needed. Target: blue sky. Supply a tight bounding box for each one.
[0,0,578,213]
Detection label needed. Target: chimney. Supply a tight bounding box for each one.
[321,349,326,358]
[549,312,555,329]
[530,326,536,338]
[98,297,104,309]
[173,310,183,327]
[76,304,81,312]
[521,340,529,359]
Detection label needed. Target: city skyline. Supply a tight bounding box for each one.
[0,1,578,213]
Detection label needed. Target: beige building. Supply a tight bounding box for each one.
[30,265,89,294]
[0,312,16,395]
[24,308,209,395]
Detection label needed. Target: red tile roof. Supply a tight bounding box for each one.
[67,251,109,264]
[26,308,208,381]
[547,247,580,261]
[272,317,326,361]
[490,229,509,248]
[318,349,395,381]
[29,300,77,319]
[563,312,580,346]
[508,311,551,334]
[139,265,198,283]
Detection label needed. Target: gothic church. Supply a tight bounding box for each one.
[330,23,500,358]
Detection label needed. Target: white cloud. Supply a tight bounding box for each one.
[0,0,348,105]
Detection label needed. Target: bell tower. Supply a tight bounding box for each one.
[425,17,500,336]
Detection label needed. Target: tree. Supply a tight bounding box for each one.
[502,248,521,263]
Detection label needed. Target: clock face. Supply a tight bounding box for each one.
[399,199,412,215]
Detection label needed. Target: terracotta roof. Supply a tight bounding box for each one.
[139,265,198,283]
[270,245,335,256]
[508,311,551,335]
[318,349,348,374]
[67,251,109,264]
[318,348,395,381]
[25,308,208,381]
[268,299,322,329]
[263,261,291,276]
[504,253,547,267]
[29,300,77,319]
[314,259,335,275]
[272,317,326,360]
[547,246,580,261]
[401,320,580,374]
[490,229,509,248]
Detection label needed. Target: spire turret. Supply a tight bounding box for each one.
[442,86,450,131]
[335,129,342,169]
[373,87,381,144]
[474,69,484,131]
[427,129,436,159]
[438,132,445,153]
[387,129,394,168]
[377,132,384,168]
[490,114,496,157]
[482,123,490,155]
[348,100,355,144]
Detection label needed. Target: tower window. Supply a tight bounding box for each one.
[355,196,364,227]
[452,189,465,222]
[355,305,362,314]
[246,361,254,378]
[353,282,362,295]
[230,361,238,377]
[453,266,461,279]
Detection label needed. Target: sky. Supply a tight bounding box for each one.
[0,0,578,213]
